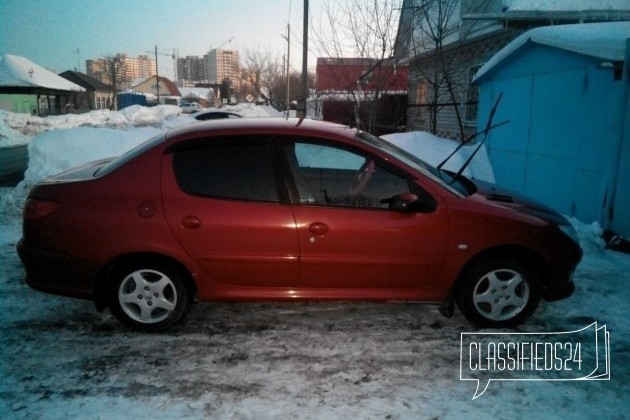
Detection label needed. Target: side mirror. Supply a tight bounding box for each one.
[391,192,419,212]
[382,192,436,213]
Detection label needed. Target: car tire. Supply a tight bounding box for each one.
[108,261,192,332]
[456,258,540,328]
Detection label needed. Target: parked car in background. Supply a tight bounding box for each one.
[193,110,242,121]
[17,118,582,332]
[180,101,202,113]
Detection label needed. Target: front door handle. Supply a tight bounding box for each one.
[181,215,202,230]
[309,222,329,236]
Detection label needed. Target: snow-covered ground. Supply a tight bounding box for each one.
[0,105,629,419]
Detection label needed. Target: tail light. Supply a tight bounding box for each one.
[24,198,61,220]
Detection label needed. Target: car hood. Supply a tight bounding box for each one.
[471,178,569,226]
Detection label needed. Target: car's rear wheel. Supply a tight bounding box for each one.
[456,258,540,328]
[109,261,192,332]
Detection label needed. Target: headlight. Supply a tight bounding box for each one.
[559,224,580,245]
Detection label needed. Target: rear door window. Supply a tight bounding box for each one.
[173,140,280,203]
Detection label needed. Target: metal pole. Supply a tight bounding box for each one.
[173,48,177,81]
[298,0,309,118]
[74,47,80,72]
[286,24,290,114]
[155,45,160,104]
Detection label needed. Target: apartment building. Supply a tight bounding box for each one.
[207,49,240,89]
[123,55,156,81]
[86,54,156,90]
[176,55,208,83]
[85,58,111,85]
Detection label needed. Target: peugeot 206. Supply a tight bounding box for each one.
[17,118,582,332]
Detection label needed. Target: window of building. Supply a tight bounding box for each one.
[415,78,427,106]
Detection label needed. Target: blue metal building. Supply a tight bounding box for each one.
[474,22,630,237]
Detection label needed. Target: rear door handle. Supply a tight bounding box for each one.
[309,222,329,236]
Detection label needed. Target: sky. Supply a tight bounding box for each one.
[0,0,333,79]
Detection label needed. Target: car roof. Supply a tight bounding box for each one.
[165,117,361,142]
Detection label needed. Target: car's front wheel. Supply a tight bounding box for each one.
[457,258,540,328]
[109,261,192,332]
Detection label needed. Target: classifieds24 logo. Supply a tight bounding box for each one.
[460,322,610,399]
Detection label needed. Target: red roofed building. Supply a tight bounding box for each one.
[315,57,408,135]
[317,57,408,93]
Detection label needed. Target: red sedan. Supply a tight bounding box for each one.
[17,118,582,331]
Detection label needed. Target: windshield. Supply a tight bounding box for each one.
[355,131,470,196]
[95,133,166,177]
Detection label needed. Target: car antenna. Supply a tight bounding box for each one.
[444,93,508,182]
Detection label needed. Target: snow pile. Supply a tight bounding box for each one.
[572,218,607,249]
[0,113,30,146]
[0,106,179,145]
[504,0,630,13]
[0,104,287,147]
[474,21,630,82]
[24,126,161,183]
[383,131,495,182]
[221,103,285,118]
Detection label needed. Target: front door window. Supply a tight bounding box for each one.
[286,142,411,208]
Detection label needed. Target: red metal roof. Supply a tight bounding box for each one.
[316,57,408,93]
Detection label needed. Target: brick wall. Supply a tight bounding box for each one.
[407,29,524,140]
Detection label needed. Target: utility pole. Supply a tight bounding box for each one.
[73,47,81,72]
[154,45,160,103]
[172,48,178,81]
[147,47,177,81]
[282,24,290,114]
[297,0,309,119]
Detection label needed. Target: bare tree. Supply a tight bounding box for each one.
[276,70,316,110]
[406,0,459,135]
[311,0,403,133]
[240,47,284,105]
[398,0,494,139]
[103,55,129,110]
[240,47,315,110]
